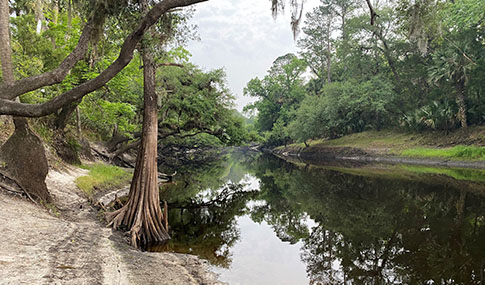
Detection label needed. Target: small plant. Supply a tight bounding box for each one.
[400,100,458,134]
[30,119,55,143]
[42,201,61,217]
[75,163,132,197]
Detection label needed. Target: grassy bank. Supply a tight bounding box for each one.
[75,163,132,197]
[401,146,485,160]
[282,127,485,161]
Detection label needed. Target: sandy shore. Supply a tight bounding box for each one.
[0,166,224,285]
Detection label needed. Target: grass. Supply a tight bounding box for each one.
[401,145,485,160]
[282,128,485,161]
[75,163,132,197]
[289,130,422,151]
[315,130,418,149]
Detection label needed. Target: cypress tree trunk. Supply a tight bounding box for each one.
[106,46,170,247]
[106,0,169,246]
[326,18,332,84]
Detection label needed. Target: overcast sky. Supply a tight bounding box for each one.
[186,0,320,113]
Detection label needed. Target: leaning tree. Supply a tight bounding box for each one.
[0,0,307,247]
[0,0,207,245]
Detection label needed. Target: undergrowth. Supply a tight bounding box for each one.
[75,163,132,197]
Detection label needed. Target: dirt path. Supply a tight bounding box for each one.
[0,166,224,285]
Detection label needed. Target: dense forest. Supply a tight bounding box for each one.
[244,0,485,147]
[3,0,250,149]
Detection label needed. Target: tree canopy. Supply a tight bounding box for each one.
[246,0,485,146]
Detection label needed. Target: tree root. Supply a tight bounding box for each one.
[0,169,38,205]
[106,201,170,248]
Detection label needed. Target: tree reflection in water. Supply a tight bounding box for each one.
[251,155,485,284]
[154,151,485,284]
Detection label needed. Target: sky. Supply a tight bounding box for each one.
[185,0,320,113]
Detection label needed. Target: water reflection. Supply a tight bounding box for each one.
[157,151,485,284]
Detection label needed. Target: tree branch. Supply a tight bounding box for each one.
[0,0,208,117]
[158,63,184,68]
[364,0,378,26]
[0,13,99,100]
[139,63,185,69]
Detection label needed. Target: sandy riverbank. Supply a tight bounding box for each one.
[0,165,224,285]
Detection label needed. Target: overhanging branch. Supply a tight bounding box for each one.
[0,0,208,117]
[0,12,100,100]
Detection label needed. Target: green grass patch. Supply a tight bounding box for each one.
[313,130,420,149]
[401,145,485,160]
[399,165,485,182]
[285,128,485,155]
[75,163,132,197]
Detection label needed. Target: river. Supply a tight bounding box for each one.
[153,150,485,284]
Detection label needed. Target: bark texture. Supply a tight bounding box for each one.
[0,119,51,202]
[0,0,51,203]
[106,38,169,247]
[0,0,14,84]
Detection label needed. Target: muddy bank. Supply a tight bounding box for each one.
[273,145,485,169]
[0,166,224,285]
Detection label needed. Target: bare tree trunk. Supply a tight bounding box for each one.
[326,19,332,84]
[106,1,169,247]
[106,47,170,247]
[67,0,72,28]
[51,0,58,48]
[0,0,11,124]
[341,9,346,42]
[76,106,82,136]
[0,0,51,203]
[0,2,13,85]
[35,0,45,34]
[456,80,468,128]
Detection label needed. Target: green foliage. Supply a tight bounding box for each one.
[244,53,306,145]
[158,64,252,146]
[75,163,132,197]
[7,0,253,151]
[80,99,137,140]
[401,145,485,160]
[289,75,397,142]
[400,100,458,132]
[245,0,485,146]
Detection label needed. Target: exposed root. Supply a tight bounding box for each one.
[0,169,38,205]
[107,199,170,248]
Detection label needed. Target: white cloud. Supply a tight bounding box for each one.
[187,0,320,112]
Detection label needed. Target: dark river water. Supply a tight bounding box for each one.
[154,150,485,284]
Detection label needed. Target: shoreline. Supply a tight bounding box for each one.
[272,145,485,169]
[0,165,225,285]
